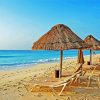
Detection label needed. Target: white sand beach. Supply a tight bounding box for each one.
[0,54,100,100]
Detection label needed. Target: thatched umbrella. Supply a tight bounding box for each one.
[84,35,100,64]
[32,24,89,78]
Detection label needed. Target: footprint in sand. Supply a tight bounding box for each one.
[34,75,37,77]
[3,84,6,86]
[13,84,18,87]
[6,85,10,87]
[3,88,7,91]
[19,94,24,96]
[9,81,12,83]
[18,89,21,92]
[17,82,21,85]
[37,93,43,97]
[17,86,22,89]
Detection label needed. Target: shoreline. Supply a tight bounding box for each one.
[0,56,77,71]
[0,54,96,71]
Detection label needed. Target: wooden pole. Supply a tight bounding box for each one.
[77,49,81,63]
[81,49,84,64]
[60,50,63,78]
[78,49,84,64]
[90,49,92,65]
[92,49,94,64]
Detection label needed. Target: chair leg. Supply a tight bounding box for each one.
[87,76,91,87]
[50,81,71,96]
[77,78,81,85]
[59,78,74,95]
[74,77,78,83]
[69,78,74,86]
[59,84,66,96]
[59,78,75,95]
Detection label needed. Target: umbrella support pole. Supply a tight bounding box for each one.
[90,49,92,65]
[60,50,63,78]
[77,49,84,64]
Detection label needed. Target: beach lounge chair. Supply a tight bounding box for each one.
[24,64,84,95]
[87,65,100,87]
[78,64,100,88]
[24,70,82,95]
[49,70,82,95]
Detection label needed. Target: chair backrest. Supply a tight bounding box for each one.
[64,69,82,83]
[75,63,83,73]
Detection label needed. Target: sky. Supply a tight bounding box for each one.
[0,0,100,50]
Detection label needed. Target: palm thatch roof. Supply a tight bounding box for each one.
[32,24,89,50]
[84,35,100,50]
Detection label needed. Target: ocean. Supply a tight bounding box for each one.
[0,50,100,70]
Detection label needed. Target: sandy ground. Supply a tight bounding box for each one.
[0,54,100,100]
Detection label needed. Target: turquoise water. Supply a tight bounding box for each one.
[0,50,99,70]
